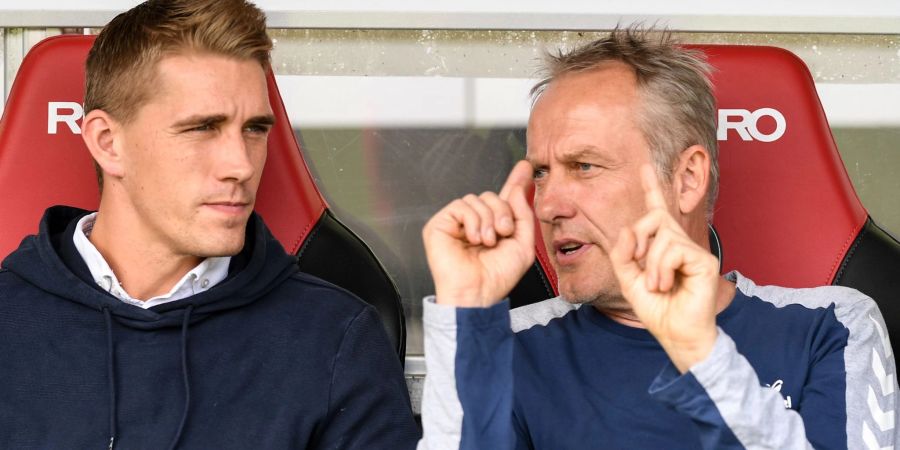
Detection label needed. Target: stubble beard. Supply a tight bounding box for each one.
[177,221,248,258]
[557,272,631,313]
[560,288,629,310]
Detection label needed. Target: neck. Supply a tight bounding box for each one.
[600,307,644,327]
[598,277,736,328]
[89,202,202,301]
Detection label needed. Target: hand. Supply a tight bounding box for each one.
[608,165,721,373]
[423,160,535,307]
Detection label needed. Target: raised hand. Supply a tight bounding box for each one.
[423,160,536,307]
[608,165,721,373]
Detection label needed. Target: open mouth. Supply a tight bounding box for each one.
[554,239,589,259]
[558,242,584,255]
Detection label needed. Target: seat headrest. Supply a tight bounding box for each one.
[699,45,868,287]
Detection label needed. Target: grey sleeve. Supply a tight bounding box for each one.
[650,329,815,449]
[417,297,516,450]
[651,288,898,449]
[417,297,465,449]
[742,280,899,449]
[831,292,898,449]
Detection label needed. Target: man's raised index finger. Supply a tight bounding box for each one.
[499,160,534,201]
[640,164,668,210]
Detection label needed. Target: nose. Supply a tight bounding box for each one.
[534,172,577,224]
[217,129,256,183]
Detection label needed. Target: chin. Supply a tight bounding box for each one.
[557,272,620,306]
[191,231,247,257]
[558,282,599,305]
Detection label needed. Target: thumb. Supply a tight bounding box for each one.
[499,160,534,201]
[507,183,535,249]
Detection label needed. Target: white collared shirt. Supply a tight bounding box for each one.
[72,213,230,308]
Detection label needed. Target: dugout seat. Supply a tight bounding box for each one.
[0,34,407,360]
[509,45,900,364]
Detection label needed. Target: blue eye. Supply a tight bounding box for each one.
[577,163,593,171]
[533,168,548,179]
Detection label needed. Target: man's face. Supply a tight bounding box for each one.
[527,62,670,308]
[112,53,274,258]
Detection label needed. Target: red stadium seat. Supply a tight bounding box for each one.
[703,45,900,361]
[0,34,407,359]
[511,45,900,362]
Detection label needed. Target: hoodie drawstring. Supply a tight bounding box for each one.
[167,305,194,450]
[102,307,117,450]
[102,305,195,450]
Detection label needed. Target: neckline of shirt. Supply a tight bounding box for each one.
[578,286,750,342]
[71,212,231,309]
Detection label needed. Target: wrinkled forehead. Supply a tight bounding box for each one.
[531,61,639,110]
[526,66,646,161]
[528,63,640,127]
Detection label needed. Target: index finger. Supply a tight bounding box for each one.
[499,160,534,201]
[640,164,667,211]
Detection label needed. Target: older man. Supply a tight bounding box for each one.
[419,28,897,449]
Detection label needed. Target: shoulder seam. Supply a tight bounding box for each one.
[325,306,370,417]
[286,272,363,303]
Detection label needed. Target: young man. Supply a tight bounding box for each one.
[419,29,898,449]
[0,1,417,448]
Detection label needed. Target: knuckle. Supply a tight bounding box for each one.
[463,196,483,211]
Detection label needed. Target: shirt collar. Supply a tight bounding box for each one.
[72,213,230,309]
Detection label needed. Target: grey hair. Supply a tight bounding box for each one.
[531,27,719,217]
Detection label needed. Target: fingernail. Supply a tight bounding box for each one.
[500,217,513,230]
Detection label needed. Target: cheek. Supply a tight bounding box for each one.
[132,153,197,202]
[577,193,618,228]
[253,150,268,176]
[248,141,268,173]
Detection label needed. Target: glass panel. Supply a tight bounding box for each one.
[298,127,524,354]
[834,127,900,236]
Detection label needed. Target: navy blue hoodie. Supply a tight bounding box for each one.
[0,206,418,449]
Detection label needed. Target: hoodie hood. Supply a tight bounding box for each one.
[2,206,302,449]
[2,206,299,330]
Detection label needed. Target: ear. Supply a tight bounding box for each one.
[81,109,125,179]
[672,144,710,216]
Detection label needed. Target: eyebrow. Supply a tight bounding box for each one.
[171,114,227,129]
[526,146,605,165]
[245,115,276,127]
[557,146,604,162]
[171,114,276,128]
